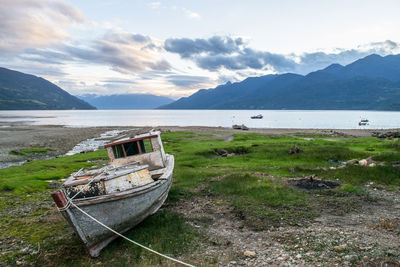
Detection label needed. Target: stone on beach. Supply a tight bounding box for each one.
[358,159,368,166]
[243,250,256,257]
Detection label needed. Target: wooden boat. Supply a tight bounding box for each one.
[51,131,174,257]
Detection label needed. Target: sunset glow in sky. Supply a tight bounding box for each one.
[1,0,400,98]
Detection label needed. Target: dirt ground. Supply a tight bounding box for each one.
[172,186,400,266]
[1,125,399,266]
[0,125,144,167]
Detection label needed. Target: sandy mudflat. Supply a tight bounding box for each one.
[0,124,398,165]
[0,125,120,164]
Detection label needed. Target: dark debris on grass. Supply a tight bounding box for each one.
[287,175,341,190]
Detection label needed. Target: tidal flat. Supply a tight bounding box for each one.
[0,126,399,266]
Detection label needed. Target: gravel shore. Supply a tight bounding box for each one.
[1,124,398,168]
[0,125,396,164]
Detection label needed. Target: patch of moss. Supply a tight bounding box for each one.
[9,147,52,156]
[0,150,108,194]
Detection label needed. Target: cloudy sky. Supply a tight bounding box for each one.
[1,0,400,98]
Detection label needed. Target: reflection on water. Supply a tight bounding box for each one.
[0,109,399,129]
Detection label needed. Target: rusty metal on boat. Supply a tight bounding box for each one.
[51,131,174,257]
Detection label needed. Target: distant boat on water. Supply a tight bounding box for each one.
[359,118,369,126]
[251,114,263,119]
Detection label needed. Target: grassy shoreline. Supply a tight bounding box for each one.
[1,130,399,266]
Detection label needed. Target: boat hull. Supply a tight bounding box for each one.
[56,155,174,257]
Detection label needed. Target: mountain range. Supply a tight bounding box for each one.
[77,94,174,109]
[2,54,400,111]
[159,54,400,110]
[0,67,94,110]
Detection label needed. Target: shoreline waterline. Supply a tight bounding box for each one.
[0,109,400,129]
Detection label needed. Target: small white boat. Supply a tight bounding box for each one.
[359,118,369,126]
[51,131,174,257]
[251,114,263,119]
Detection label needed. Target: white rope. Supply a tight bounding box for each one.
[57,168,195,266]
[70,202,196,267]
[58,168,104,211]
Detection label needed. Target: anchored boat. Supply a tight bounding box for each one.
[250,114,263,119]
[51,131,174,257]
[358,118,369,126]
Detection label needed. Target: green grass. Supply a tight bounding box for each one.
[163,131,400,190]
[0,150,108,194]
[207,173,312,228]
[314,165,400,185]
[9,147,52,156]
[0,146,207,266]
[339,184,364,194]
[1,130,400,265]
[372,152,400,162]
[161,131,399,228]
[22,211,204,267]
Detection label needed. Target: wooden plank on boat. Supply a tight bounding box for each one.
[104,168,153,193]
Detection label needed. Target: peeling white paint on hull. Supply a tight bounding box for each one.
[52,131,174,257]
[53,155,173,257]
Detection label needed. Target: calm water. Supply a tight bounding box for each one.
[0,110,399,129]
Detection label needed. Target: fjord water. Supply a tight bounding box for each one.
[0,110,399,129]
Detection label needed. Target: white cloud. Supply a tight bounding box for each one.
[0,0,84,54]
[148,2,161,9]
[171,6,201,20]
[182,8,201,19]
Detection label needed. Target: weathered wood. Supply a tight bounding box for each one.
[60,155,173,257]
[52,131,174,257]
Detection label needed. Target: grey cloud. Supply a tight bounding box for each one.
[103,83,129,90]
[299,50,366,68]
[102,32,152,45]
[24,48,72,61]
[165,36,295,72]
[0,62,67,77]
[27,68,68,77]
[17,48,72,64]
[165,36,243,58]
[148,60,172,71]
[362,40,399,54]
[60,31,171,73]
[296,40,400,74]
[138,70,174,80]
[13,30,171,74]
[19,55,65,65]
[132,34,151,43]
[167,75,211,88]
[195,48,295,72]
[102,79,137,84]
[94,32,169,72]
[63,45,97,61]
[49,1,85,23]
[165,35,400,75]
